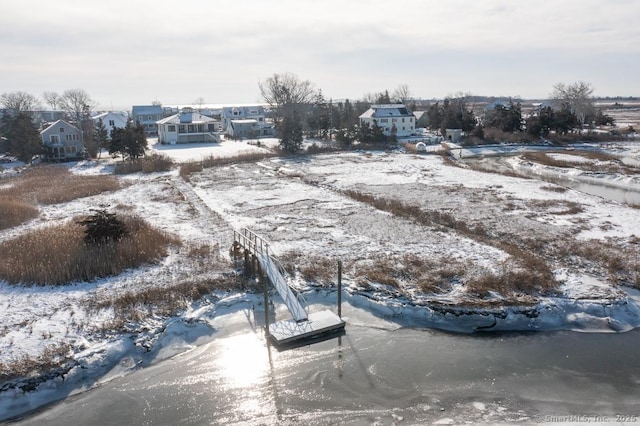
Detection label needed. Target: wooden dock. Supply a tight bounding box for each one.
[268,310,346,346]
[233,228,346,347]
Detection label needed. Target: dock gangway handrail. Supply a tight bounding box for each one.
[234,228,308,322]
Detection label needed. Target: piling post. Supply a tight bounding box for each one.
[260,267,270,337]
[337,260,343,319]
[244,249,251,278]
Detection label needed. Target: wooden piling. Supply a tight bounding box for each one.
[337,260,342,319]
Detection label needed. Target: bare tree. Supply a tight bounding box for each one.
[60,89,96,123]
[259,72,315,122]
[550,81,595,128]
[194,97,205,111]
[392,84,412,104]
[0,91,40,113]
[42,91,62,110]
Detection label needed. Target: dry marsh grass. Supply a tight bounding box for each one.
[0,214,181,285]
[522,151,638,175]
[113,153,174,174]
[342,189,560,297]
[179,151,276,181]
[540,185,568,193]
[0,196,40,230]
[0,343,72,383]
[528,199,584,215]
[92,276,239,326]
[1,166,121,205]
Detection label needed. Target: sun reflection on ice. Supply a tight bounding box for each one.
[218,332,271,389]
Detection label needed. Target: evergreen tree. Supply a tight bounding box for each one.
[278,112,303,153]
[5,112,42,162]
[109,126,126,159]
[307,90,330,138]
[552,103,578,135]
[124,120,147,159]
[93,118,109,159]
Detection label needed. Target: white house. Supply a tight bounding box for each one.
[40,120,85,161]
[92,112,128,137]
[359,104,415,137]
[156,108,221,144]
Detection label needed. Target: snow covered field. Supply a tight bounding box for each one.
[1,139,640,420]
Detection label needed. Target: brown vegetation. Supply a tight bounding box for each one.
[113,153,174,174]
[91,276,238,328]
[0,343,72,384]
[179,151,276,181]
[0,213,181,285]
[0,166,120,205]
[0,196,39,230]
[341,189,559,298]
[522,151,638,175]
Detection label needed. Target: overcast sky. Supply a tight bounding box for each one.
[1,0,638,110]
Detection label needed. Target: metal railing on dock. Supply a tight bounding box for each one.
[233,228,308,322]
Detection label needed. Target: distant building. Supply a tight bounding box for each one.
[445,129,462,143]
[227,119,275,139]
[221,105,274,137]
[156,108,221,144]
[40,120,85,161]
[132,105,165,136]
[92,111,128,137]
[359,104,415,137]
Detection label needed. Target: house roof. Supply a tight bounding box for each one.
[92,112,127,121]
[359,104,412,119]
[132,105,163,115]
[157,112,217,125]
[40,119,81,135]
[222,106,265,118]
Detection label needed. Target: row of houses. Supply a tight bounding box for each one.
[30,102,421,162]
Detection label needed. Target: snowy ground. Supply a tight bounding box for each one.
[1,138,640,420]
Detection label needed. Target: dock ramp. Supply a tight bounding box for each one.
[233,228,345,345]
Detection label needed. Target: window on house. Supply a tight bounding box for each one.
[380,118,388,123]
[168,125,176,132]
[109,120,115,126]
[59,127,65,132]
[50,135,59,143]
[402,118,405,123]
[147,116,152,121]
[392,118,397,123]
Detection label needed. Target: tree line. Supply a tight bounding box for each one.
[258,74,620,152]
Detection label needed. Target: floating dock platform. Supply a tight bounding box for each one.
[268,310,345,346]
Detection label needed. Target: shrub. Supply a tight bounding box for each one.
[77,208,128,244]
